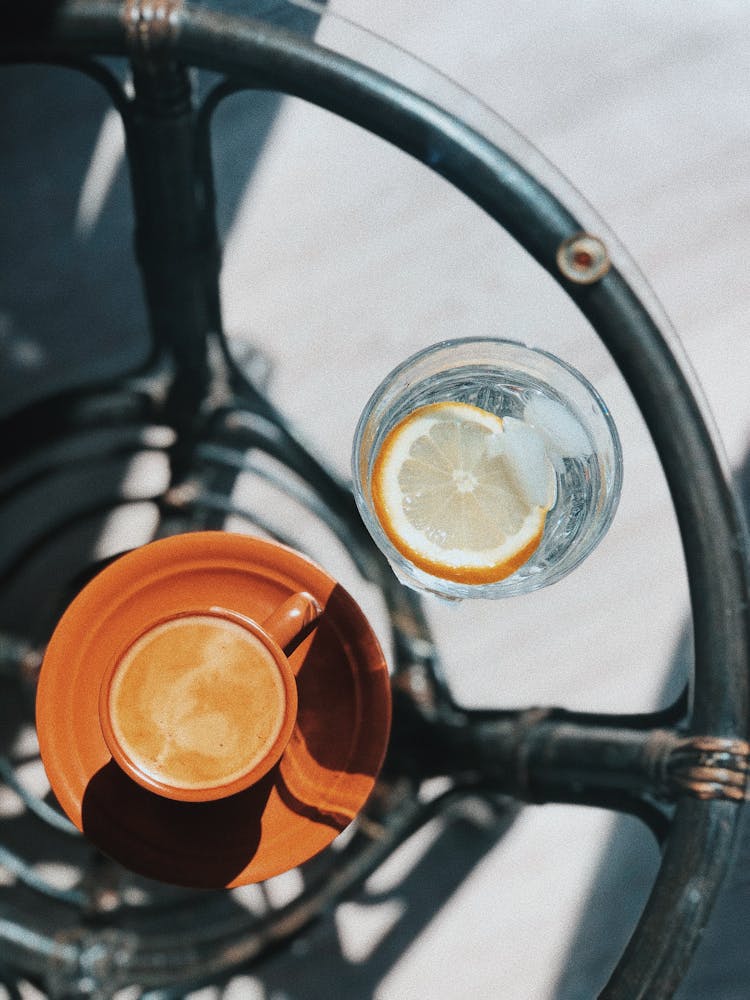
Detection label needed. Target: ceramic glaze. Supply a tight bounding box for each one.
[36,532,391,887]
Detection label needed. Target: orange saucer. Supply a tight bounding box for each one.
[36,532,391,888]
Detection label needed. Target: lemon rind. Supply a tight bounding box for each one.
[372,401,551,585]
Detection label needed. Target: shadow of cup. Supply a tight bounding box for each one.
[81,760,276,888]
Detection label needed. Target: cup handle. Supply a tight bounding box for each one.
[262,592,323,653]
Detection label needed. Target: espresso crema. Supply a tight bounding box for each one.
[107,614,287,791]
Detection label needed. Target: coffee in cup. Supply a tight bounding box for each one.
[98,595,319,802]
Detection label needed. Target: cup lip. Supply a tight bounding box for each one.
[98,606,299,803]
[352,336,623,598]
[355,336,618,430]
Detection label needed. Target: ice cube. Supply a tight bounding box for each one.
[524,396,592,459]
[492,418,556,508]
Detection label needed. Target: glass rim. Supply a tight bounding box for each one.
[352,336,623,598]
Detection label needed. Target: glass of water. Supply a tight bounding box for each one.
[352,337,622,599]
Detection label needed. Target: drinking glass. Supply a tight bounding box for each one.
[352,337,622,599]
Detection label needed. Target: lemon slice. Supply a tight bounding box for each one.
[371,401,555,585]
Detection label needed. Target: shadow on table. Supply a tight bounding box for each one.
[554,446,750,1000]
[0,1,321,420]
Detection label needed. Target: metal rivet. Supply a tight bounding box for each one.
[556,233,610,284]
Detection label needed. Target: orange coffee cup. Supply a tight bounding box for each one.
[97,592,320,803]
[36,532,391,887]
